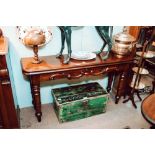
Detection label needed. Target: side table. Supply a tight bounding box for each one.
[21,53,134,122]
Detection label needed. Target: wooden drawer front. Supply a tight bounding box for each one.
[40,65,121,82]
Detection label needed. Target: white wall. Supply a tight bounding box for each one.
[1,26,123,108]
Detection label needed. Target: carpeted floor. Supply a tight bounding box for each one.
[20,95,151,129]
[20,71,154,129]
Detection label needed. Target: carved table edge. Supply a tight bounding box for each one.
[21,60,133,76]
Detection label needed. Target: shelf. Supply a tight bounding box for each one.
[136,51,155,58]
[130,81,145,90]
[132,67,149,75]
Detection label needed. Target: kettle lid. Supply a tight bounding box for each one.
[114,32,136,43]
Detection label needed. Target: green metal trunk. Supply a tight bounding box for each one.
[52,82,109,123]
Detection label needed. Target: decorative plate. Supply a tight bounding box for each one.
[71,51,96,60]
[16,26,52,46]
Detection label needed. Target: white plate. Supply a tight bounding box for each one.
[71,51,96,60]
[16,26,52,46]
[132,67,149,75]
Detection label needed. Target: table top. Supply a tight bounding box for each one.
[21,52,134,75]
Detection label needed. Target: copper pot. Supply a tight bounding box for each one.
[112,32,136,58]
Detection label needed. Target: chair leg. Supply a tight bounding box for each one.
[150,80,155,94]
[123,94,137,109]
[130,95,137,109]
[136,91,142,101]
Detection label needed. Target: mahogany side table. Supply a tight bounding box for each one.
[21,53,134,122]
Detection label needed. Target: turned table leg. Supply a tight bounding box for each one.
[115,71,127,104]
[30,76,42,122]
[115,95,120,104]
[107,72,114,93]
[107,72,122,104]
[30,78,35,109]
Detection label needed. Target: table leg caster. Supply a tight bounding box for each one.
[115,96,120,104]
[35,112,42,122]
